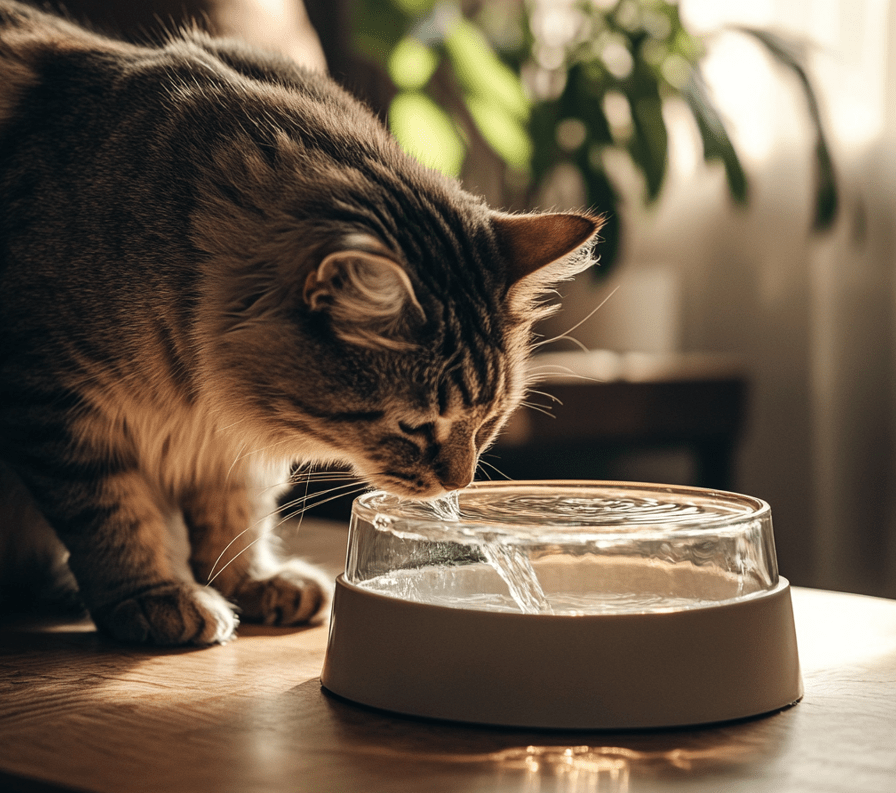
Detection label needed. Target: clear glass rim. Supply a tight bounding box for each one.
[352,479,771,545]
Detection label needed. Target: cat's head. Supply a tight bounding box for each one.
[190,99,601,498]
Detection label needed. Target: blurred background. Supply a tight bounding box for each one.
[48,0,896,599]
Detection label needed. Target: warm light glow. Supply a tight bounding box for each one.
[388,92,466,176]
[806,0,888,145]
[698,33,784,163]
[681,0,776,33]
[792,589,896,673]
[489,740,774,791]
[213,0,326,71]
[682,0,888,150]
[494,746,631,793]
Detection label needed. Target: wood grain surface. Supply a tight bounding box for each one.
[1,518,894,793]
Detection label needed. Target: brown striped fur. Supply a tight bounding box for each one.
[0,1,601,645]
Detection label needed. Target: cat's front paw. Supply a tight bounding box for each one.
[93,583,238,646]
[233,559,333,626]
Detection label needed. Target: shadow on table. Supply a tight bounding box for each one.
[298,680,796,791]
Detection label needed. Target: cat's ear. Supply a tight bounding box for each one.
[304,246,425,350]
[491,212,604,284]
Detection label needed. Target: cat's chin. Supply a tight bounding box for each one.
[361,474,450,501]
[395,483,475,504]
[385,483,448,501]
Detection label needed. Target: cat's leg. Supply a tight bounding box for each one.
[0,461,81,614]
[12,461,238,645]
[182,470,331,626]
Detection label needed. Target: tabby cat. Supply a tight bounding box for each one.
[0,1,601,645]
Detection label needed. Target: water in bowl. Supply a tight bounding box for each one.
[346,482,777,615]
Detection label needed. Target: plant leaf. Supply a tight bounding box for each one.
[388,37,440,90]
[388,91,466,176]
[391,0,438,15]
[736,26,838,229]
[352,0,409,63]
[444,19,530,121]
[464,95,533,172]
[626,90,667,202]
[564,62,613,146]
[529,101,562,184]
[681,67,748,203]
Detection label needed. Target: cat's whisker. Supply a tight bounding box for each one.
[250,468,355,500]
[227,436,296,474]
[206,480,341,582]
[536,335,590,354]
[206,533,269,587]
[225,441,250,483]
[206,524,258,584]
[290,461,314,536]
[524,367,604,386]
[520,401,556,419]
[527,388,562,405]
[282,474,356,492]
[277,483,369,527]
[533,285,620,351]
[527,363,574,371]
[217,416,252,433]
[207,479,367,584]
[275,480,365,522]
[290,460,344,475]
[288,468,356,483]
[526,363,585,376]
[278,475,361,503]
[478,457,514,481]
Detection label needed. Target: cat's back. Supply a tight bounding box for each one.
[0,2,260,413]
[0,3,182,374]
[0,0,403,414]
[0,1,321,308]
[0,0,370,262]
[0,0,353,144]
[0,1,123,123]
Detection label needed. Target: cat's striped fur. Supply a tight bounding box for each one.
[0,1,601,645]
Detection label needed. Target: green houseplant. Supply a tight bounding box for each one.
[351,0,838,272]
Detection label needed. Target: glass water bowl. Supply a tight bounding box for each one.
[322,481,802,730]
[345,481,779,615]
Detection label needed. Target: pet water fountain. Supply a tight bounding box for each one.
[321,480,802,729]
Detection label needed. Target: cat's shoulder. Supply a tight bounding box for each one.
[179,29,318,93]
[0,1,126,55]
[0,1,130,126]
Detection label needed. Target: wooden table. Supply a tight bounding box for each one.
[1,518,894,793]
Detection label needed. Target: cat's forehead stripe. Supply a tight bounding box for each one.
[364,158,493,313]
[356,163,504,372]
[446,344,503,411]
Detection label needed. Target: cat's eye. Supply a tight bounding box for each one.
[399,420,434,437]
[475,416,501,447]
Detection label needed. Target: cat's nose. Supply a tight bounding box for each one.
[434,432,476,491]
[438,471,473,491]
[435,457,474,491]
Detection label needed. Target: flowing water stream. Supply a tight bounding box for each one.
[427,490,553,614]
